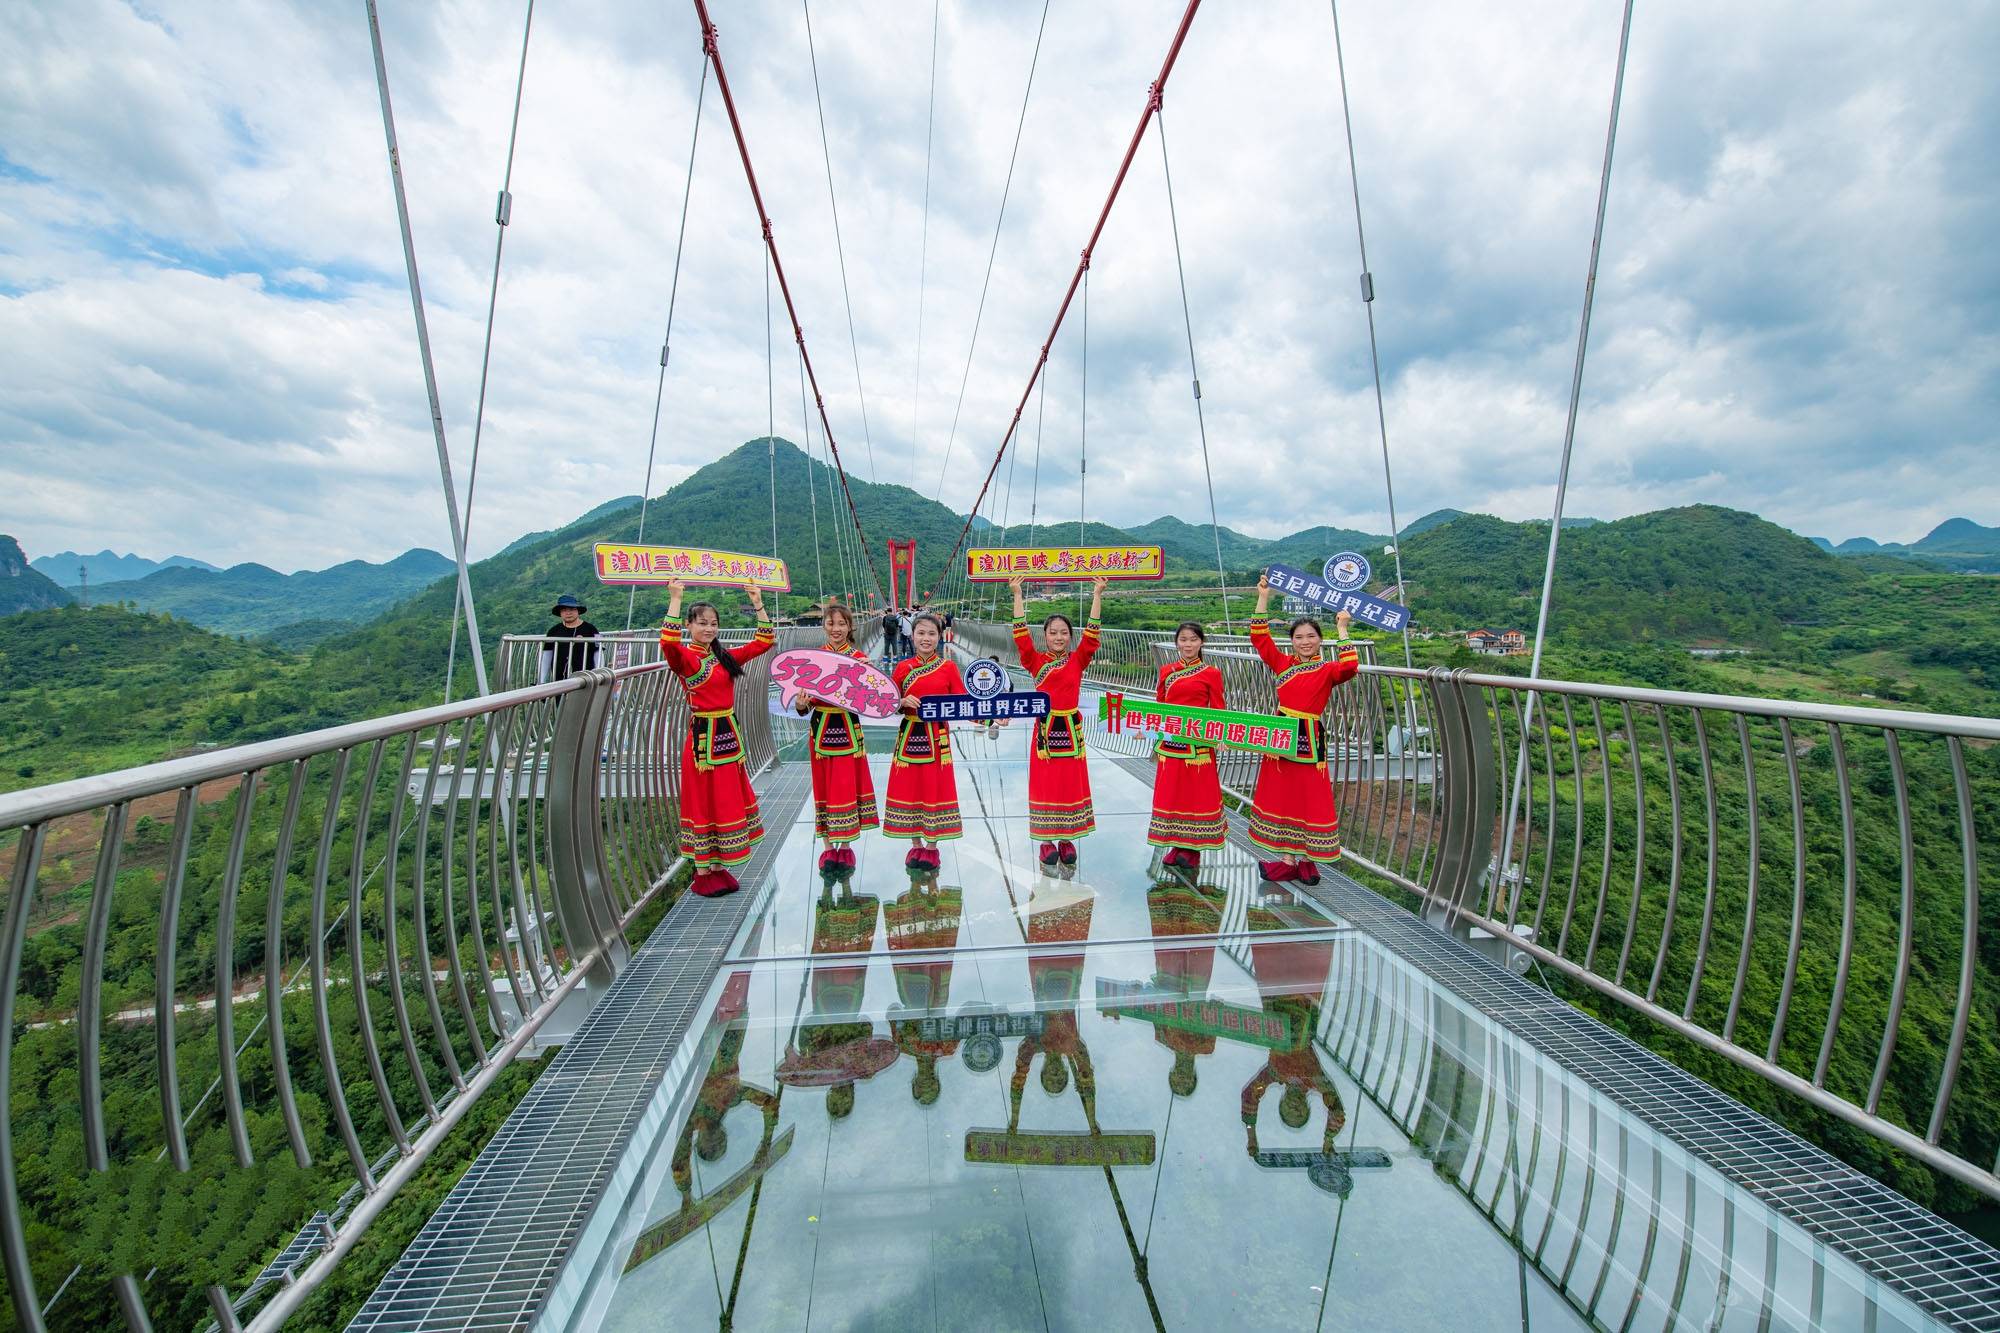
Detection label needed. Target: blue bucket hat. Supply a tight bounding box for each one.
[551,594,587,615]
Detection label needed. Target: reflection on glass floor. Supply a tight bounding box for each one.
[576,745,1942,1331]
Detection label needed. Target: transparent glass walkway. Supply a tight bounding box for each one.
[523,738,1967,1332]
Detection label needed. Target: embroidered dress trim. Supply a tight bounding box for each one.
[1027,799,1096,839]
[1246,808,1342,861]
[680,814,763,867]
[1162,659,1209,691]
[881,797,965,841]
[810,708,863,757]
[691,709,744,769]
[1034,709,1086,759]
[1146,808,1228,850]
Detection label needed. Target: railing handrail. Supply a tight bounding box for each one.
[1360,662,2000,739]
[0,671,680,829]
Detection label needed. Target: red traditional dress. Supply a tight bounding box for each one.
[804,642,880,845]
[1147,656,1228,851]
[1011,616,1102,841]
[1243,895,1345,1155]
[887,881,963,1104]
[1246,617,1359,861]
[1146,881,1225,1098]
[659,614,775,870]
[883,652,967,841]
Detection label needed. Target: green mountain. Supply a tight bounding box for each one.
[0,605,304,788]
[1,536,75,615]
[85,548,454,636]
[497,495,644,557]
[1806,518,2000,573]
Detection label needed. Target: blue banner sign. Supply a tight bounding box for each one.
[918,691,1051,722]
[1265,561,1409,632]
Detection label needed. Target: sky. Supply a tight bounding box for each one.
[2,0,1996,572]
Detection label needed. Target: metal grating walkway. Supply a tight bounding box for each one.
[347,765,811,1333]
[1100,747,2000,1332]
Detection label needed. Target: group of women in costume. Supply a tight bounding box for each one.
[658,573,1358,896]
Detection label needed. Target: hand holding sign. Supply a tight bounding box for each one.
[769,649,902,719]
[1264,560,1409,633]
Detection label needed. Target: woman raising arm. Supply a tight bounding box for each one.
[1245,574,1356,885]
[660,578,775,896]
[1010,574,1106,866]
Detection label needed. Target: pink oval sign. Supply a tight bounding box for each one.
[770,648,902,720]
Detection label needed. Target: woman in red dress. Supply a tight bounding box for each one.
[1009,574,1106,866]
[791,601,879,874]
[885,614,967,868]
[659,579,775,897]
[1247,574,1357,885]
[1148,621,1228,871]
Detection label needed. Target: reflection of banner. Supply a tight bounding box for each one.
[917,1010,1045,1041]
[965,1130,1156,1166]
[919,692,1050,722]
[622,1127,795,1269]
[770,649,901,719]
[1095,978,1292,1049]
[887,538,917,606]
[1265,560,1407,631]
[594,543,791,591]
[965,544,1164,581]
[1096,694,1299,757]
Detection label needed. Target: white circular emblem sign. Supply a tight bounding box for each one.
[1323,551,1371,593]
[964,658,1009,700]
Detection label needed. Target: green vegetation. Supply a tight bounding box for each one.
[81,548,453,638]
[0,536,73,616]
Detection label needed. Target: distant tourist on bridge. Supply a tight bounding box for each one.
[1246,574,1357,885]
[660,579,775,897]
[879,605,902,663]
[540,594,600,682]
[1010,574,1106,866]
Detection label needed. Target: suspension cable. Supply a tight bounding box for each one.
[366,0,490,697]
[1327,0,1411,668]
[625,60,709,629]
[443,0,536,701]
[800,0,878,482]
[928,0,1053,506]
[923,0,1206,601]
[797,346,826,600]
[1154,103,1235,632]
[694,0,887,604]
[1076,265,1089,622]
[767,252,779,562]
[1497,0,1638,897]
[1027,367,1048,550]
[910,0,940,486]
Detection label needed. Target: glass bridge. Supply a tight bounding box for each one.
[349,739,1981,1331]
[3,630,1997,1331]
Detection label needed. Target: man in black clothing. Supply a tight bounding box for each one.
[542,594,601,681]
[880,607,901,663]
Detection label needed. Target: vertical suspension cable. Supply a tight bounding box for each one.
[801,0,879,481]
[929,0,1054,505]
[1027,367,1048,550]
[798,346,826,600]
[443,0,536,701]
[990,410,1022,619]
[365,0,490,697]
[910,0,940,485]
[626,61,709,630]
[1498,0,1637,890]
[1077,266,1089,623]
[768,251,779,563]
[1327,0,1412,669]
[1154,105,1234,632]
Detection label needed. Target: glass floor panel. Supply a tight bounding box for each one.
[566,746,1945,1332]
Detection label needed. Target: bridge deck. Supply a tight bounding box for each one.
[352,737,1999,1331]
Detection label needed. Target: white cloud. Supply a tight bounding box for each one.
[1,0,1995,570]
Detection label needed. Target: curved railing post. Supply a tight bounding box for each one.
[547,668,626,985]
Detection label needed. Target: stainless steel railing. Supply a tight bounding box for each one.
[953,619,2000,1203]
[0,627,794,1331]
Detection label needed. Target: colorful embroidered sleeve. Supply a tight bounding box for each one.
[1208,664,1226,709]
[1010,619,1044,673]
[1072,617,1102,671]
[1248,617,1292,673]
[658,617,701,676]
[728,616,777,666]
[1329,644,1361,686]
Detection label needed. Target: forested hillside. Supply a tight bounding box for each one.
[1,536,74,616]
[84,548,453,637]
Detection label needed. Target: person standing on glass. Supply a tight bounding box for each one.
[1246,574,1357,884]
[541,594,600,682]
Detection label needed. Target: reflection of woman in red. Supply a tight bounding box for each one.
[886,873,963,1104]
[884,615,967,868]
[1009,574,1107,866]
[1247,574,1358,885]
[1148,623,1228,872]
[778,888,897,1118]
[659,580,777,896]
[1011,873,1098,1118]
[671,971,777,1193]
[1144,880,1225,1098]
[1243,891,1347,1156]
[793,601,880,873]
